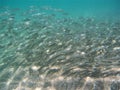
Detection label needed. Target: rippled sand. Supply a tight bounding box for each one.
[0,6,120,90]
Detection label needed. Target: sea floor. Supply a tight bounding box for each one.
[0,6,120,90]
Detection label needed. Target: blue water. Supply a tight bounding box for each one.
[1,0,120,18]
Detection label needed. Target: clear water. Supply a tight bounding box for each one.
[1,0,120,18]
[0,0,120,90]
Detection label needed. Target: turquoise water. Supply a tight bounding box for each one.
[0,0,120,90]
[1,0,120,18]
